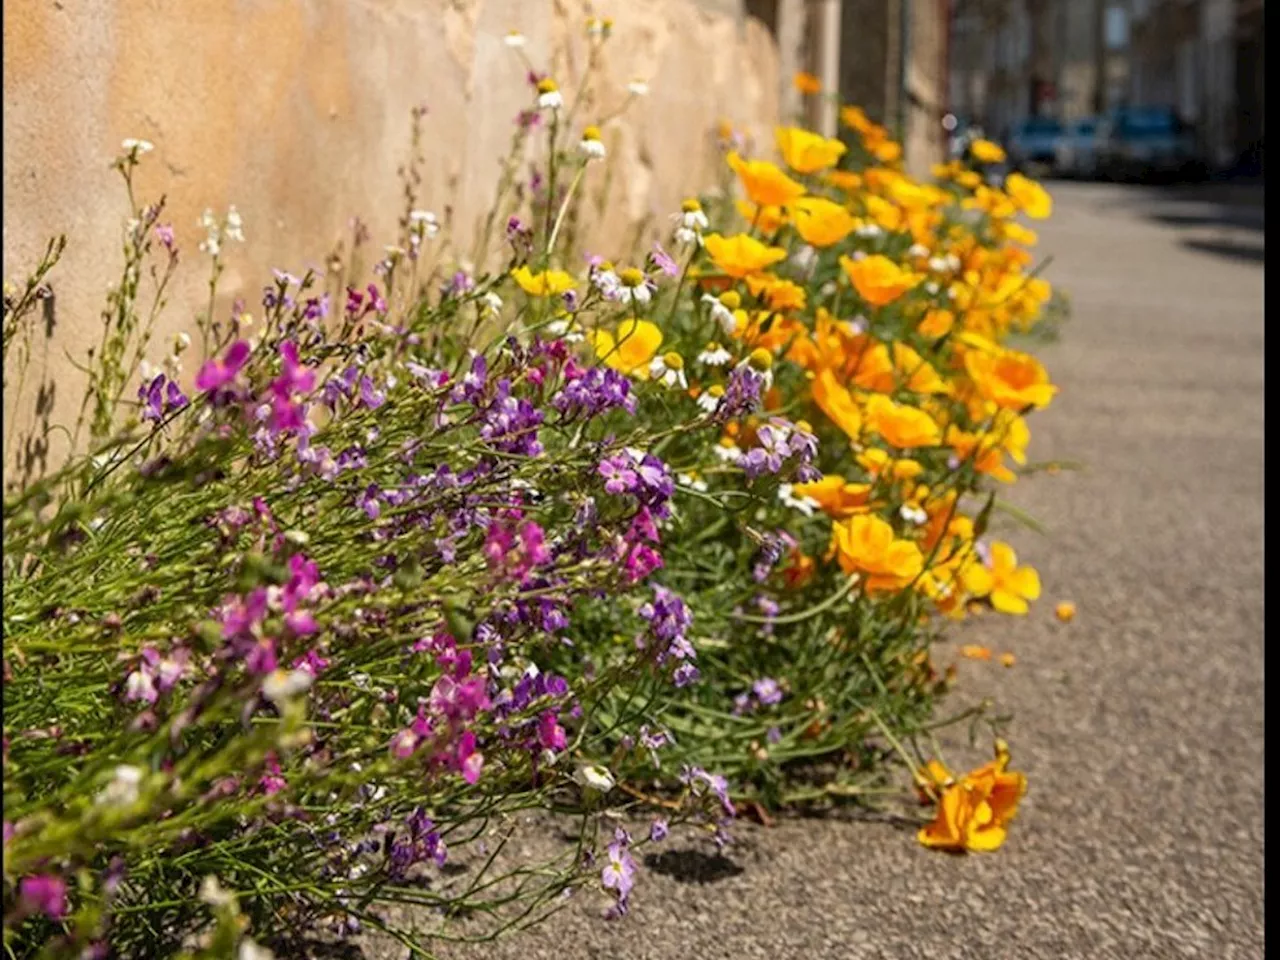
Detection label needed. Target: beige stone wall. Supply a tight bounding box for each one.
[3,0,781,481]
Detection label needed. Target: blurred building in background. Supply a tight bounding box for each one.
[945,0,1264,174]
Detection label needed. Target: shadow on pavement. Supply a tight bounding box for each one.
[1180,236,1266,265]
[643,848,744,885]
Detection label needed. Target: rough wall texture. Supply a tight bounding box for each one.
[3,0,780,480]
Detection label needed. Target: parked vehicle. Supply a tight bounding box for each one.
[1007,117,1065,173]
[1096,107,1203,182]
[1054,116,1102,179]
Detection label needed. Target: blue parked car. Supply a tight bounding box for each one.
[1007,117,1065,174]
[1096,107,1204,182]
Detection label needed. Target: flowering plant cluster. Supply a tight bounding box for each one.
[4,30,1066,959]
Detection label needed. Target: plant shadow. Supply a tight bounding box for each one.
[642,848,744,884]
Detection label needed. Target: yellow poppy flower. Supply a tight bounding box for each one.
[840,254,923,307]
[703,233,788,279]
[726,151,806,208]
[790,475,872,519]
[511,265,576,297]
[735,199,788,235]
[775,126,847,174]
[811,368,863,440]
[1004,172,1053,219]
[793,71,822,95]
[590,318,663,378]
[829,513,923,593]
[918,744,1026,853]
[864,394,941,449]
[963,346,1057,410]
[969,138,1006,164]
[962,541,1041,615]
[790,196,858,248]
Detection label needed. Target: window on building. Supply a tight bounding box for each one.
[1105,6,1128,50]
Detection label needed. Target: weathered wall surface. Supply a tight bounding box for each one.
[3,0,780,481]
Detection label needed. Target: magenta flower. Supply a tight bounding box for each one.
[19,875,67,920]
[194,340,250,392]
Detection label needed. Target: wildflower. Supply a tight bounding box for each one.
[792,71,822,94]
[864,394,941,449]
[511,265,575,297]
[591,319,662,377]
[696,384,725,413]
[503,30,526,47]
[790,196,858,248]
[778,483,819,516]
[703,233,787,279]
[1004,172,1053,219]
[262,667,314,705]
[712,437,743,462]
[18,875,67,920]
[840,254,923,307]
[650,818,670,842]
[791,475,870,518]
[726,151,806,207]
[829,514,923,593]
[536,77,563,110]
[1000,653,1017,667]
[649,352,688,389]
[579,125,607,160]
[195,340,250,393]
[1055,601,1077,623]
[627,79,650,97]
[574,763,616,794]
[775,126,847,174]
[649,242,680,278]
[811,368,863,440]
[960,644,993,661]
[698,342,732,367]
[970,138,1006,164]
[963,541,1041,615]
[965,344,1057,410]
[121,137,154,155]
[616,266,654,305]
[98,765,144,807]
[918,742,1027,853]
[702,290,740,336]
[601,839,636,911]
[737,199,788,234]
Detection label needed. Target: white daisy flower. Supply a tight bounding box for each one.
[697,384,725,414]
[546,316,584,344]
[503,31,526,47]
[573,763,616,794]
[616,267,652,305]
[579,125,606,160]
[927,256,952,274]
[925,281,940,295]
[854,223,883,239]
[712,438,743,463]
[698,342,732,367]
[98,765,144,807]
[907,243,931,259]
[627,79,650,97]
[649,351,688,389]
[702,293,739,337]
[224,206,244,243]
[841,315,868,336]
[778,483,820,516]
[410,210,440,237]
[122,138,154,155]
[900,503,929,526]
[677,471,709,492]
[536,79,563,111]
[262,668,313,705]
[482,291,504,314]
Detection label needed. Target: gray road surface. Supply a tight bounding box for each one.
[372,182,1265,960]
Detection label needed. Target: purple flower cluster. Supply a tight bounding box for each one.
[732,676,784,715]
[712,366,765,422]
[598,448,674,509]
[638,586,698,687]
[137,373,188,423]
[601,826,638,918]
[742,419,820,481]
[551,363,636,419]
